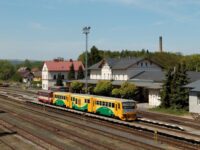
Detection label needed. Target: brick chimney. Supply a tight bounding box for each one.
[159,36,163,52]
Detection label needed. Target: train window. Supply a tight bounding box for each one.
[109,103,111,107]
[111,103,115,108]
[85,99,87,103]
[118,103,120,109]
[97,101,99,105]
[105,102,108,107]
[75,99,77,104]
[100,101,102,106]
[88,99,90,103]
[102,102,105,106]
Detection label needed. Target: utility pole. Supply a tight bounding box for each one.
[82,26,91,93]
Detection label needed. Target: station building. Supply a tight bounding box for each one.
[87,57,200,107]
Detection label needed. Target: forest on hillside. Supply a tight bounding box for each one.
[78,46,200,71]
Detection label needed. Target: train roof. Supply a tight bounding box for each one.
[53,92,136,103]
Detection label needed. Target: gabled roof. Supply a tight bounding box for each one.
[89,57,144,70]
[33,71,42,77]
[187,71,200,82]
[185,80,200,92]
[44,60,84,72]
[185,80,200,88]
[130,70,165,82]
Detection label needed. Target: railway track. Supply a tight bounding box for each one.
[138,110,200,130]
[1,87,200,149]
[0,96,164,150]
[0,94,200,150]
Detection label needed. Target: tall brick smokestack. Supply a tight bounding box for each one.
[159,36,163,52]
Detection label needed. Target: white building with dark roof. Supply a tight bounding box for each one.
[185,80,200,119]
[88,57,164,107]
[88,57,200,107]
[89,57,162,81]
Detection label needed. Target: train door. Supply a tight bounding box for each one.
[69,95,73,109]
[87,97,92,112]
[115,102,121,118]
[92,98,95,113]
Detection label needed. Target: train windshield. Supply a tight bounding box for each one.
[122,101,136,113]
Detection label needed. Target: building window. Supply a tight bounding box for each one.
[62,75,64,79]
[197,94,200,105]
[141,62,143,67]
[53,75,56,80]
[145,62,148,66]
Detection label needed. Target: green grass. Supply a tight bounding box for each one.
[149,107,189,116]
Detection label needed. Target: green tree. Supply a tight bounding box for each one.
[11,72,22,82]
[94,81,112,96]
[0,60,15,80]
[120,82,136,99]
[112,88,121,98]
[166,63,189,110]
[56,73,63,86]
[160,69,173,108]
[175,62,189,109]
[23,59,32,69]
[89,46,102,66]
[77,66,84,79]
[71,81,84,93]
[68,64,75,80]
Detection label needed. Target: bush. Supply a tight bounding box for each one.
[94,81,112,96]
[71,81,84,93]
[112,88,121,98]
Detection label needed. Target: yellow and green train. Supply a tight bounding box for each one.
[51,92,137,121]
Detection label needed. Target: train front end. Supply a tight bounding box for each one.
[122,101,137,121]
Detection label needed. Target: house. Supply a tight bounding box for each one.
[32,68,42,82]
[42,59,84,90]
[185,80,200,119]
[89,57,163,81]
[88,57,164,106]
[18,67,34,84]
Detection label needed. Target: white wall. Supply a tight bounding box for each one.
[42,63,72,90]
[189,91,200,113]
[101,63,112,80]
[90,70,101,80]
[112,70,127,80]
[148,89,161,107]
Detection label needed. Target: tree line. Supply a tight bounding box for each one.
[78,46,200,71]
[0,59,43,82]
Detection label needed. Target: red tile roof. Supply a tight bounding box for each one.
[44,60,84,72]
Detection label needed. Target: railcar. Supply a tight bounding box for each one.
[37,90,53,104]
[52,92,137,121]
[52,92,71,107]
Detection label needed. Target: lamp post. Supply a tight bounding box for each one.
[83,26,91,94]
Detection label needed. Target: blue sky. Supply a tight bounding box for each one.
[0,0,200,60]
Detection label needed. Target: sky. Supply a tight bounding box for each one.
[0,0,200,60]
